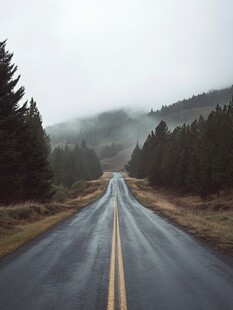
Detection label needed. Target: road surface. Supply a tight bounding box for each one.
[0,173,233,309]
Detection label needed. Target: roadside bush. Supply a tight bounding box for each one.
[69,180,86,198]
[52,184,68,202]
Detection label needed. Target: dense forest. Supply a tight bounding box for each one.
[50,140,103,188]
[126,100,233,201]
[0,41,102,204]
[0,40,52,203]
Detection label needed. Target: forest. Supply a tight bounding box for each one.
[149,86,233,122]
[50,140,103,188]
[126,100,233,201]
[0,40,102,204]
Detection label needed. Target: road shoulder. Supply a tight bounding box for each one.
[125,176,233,258]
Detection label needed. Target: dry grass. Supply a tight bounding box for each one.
[0,203,76,257]
[0,173,111,258]
[67,172,111,206]
[0,209,75,257]
[125,177,233,255]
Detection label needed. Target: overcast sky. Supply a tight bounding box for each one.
[1,0,233,126]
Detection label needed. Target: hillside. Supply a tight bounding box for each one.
[149,85,233,125]
[46,86,233,171]
[46,110,157,170]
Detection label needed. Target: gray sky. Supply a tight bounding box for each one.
[1,0,233,126]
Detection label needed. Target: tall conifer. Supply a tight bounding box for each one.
[0,40,27,202]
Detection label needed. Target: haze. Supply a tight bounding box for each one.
[1,0,233,126]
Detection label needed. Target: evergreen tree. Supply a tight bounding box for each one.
[125,142,142,178]
[148,120,170,186]
[0,41,52,203]
[50,142,103,187]
[128,100,233,201]
[0,40,28,202]
[22,98,53,200]
[140,131,156,177]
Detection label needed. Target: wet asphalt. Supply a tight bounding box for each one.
[0,173,233,310]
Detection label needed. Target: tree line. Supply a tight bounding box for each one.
[99,142,122,160]
[149,86,233,119]
[50,140,103,188]
[126,100,233,200]
[0,40,52,203]
[0,40,102,204]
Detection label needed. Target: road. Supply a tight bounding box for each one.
[0,173,233,309]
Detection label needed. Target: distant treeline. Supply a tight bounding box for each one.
[99,142,123,160]
[50,140,103,188]
[148,86,233,125]
[126,100,233,200]
[47,110,135,146]
[149,86,233,119]
[47,86,233,153]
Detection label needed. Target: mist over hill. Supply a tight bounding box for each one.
[46,86,233,170]
[46,110,157,149]
[149,85,233,125]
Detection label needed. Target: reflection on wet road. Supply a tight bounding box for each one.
[0,173,233,309]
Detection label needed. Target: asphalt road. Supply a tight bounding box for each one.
[0,173,233,310]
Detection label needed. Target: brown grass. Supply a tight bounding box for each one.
[125,177,233,256]
[0,209,75,257]
[67,172,111,206]
[0,173,111,258]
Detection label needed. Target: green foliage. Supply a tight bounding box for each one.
[0,40,53,203]
[22,98,53,200]
[127,100,233,200]
[69,180,86,198]
[50,140,103,188]
[52,184,68,202]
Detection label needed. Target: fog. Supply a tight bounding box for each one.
[46,108,156,147]
[1,0,233,126]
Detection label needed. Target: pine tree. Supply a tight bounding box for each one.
[0,41,53,203]
[22,98,53,200]
[0,40,28,202]
[125,142,142,178]
[51,142,103,187]
[140,131,155,177]
[148,120,170,186]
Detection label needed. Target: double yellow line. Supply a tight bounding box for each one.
[107,183,127,310]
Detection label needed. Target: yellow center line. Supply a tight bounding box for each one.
[107,191,117,310]
[107,181,127,310]
[116,206,127,310]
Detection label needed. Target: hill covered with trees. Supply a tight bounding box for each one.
[46,86,233,170]
[126,99,233,201]
[50,140,103,188]
[149,86,233,124]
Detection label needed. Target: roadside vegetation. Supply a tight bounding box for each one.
[0,173,110,258]
[125,177,233,255]
[50,139,103,188]
[126,100,233,201]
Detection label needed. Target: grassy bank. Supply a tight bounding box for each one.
[125,177,233,256]
[0,173,111,258]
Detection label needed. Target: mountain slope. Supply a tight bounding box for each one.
[46,85,233,170]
